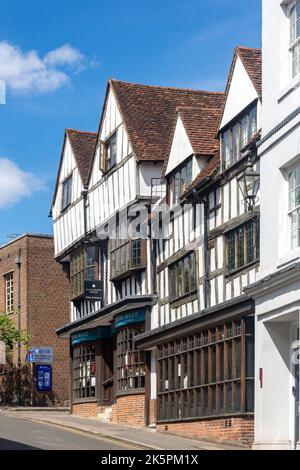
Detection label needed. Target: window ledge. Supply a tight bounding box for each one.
[278,75,300,103]
[110,266,146,282]
[169,290,198,309]
[225,259,259,279]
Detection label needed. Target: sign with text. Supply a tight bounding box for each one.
[0,341,6,365]
[28,347,54,365]
[84,280,103,300]
[36,365,52,392]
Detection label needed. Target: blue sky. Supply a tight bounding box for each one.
[0,0,261,245]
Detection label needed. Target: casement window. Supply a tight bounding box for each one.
[100,132,117,172]
[226,218,260,273]
[157,318,254,422]
[290,0,300,78]
[70,246,97,299]
[168,158,193,206]
[110,225,146,280]
[221,103,258,171]
[73,344,97,399]
[169,252,197,301]
[116,324,145,392]
[61,175,73,211]
[288,164,300,250]
[5,273,14,313]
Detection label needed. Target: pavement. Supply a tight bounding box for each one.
[0,407,246,451]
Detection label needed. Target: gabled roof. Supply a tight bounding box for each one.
[109,80,224,164]
[177,106,222,156]
[218,46,262,133]
[66,129,97,187]
[50,129,96,213]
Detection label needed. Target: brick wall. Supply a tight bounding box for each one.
[111,394,145,427]
[156,416,254,448]
[0,235,70,406]
[149,398,157,425]
[72,402,100,418]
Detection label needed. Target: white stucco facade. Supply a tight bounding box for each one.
[248,0,300,451]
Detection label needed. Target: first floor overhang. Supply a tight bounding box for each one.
[135,294,254,350]
[56,294,157,340]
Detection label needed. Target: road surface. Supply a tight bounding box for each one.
[0,413,133,450]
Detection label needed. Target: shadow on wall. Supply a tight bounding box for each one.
[0,364,58,407]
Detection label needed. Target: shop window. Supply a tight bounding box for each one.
[116,324,145,392]
[73,344,96,400]
[156,318,254,422]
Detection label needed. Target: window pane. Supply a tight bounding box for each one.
[241,116,249,148]
[222,131,231,168]
[237,227,245,268]
[249,107,257,137]
[228,232,236,271]
[232,125,240,163]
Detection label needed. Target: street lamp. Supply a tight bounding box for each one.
[237,158,260,211]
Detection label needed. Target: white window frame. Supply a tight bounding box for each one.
[288,163,300,251]
[289,0,300,78]
[5,272,14,313]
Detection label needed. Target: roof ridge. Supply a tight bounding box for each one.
[235,45,261,52]
[110,78,224,95]
[66,128,97,135]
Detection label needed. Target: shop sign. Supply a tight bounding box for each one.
[71,327,112,346]
[114,309,145,329]
[84,280,103,300]
[36,365,52,392]
[27,347,54,364]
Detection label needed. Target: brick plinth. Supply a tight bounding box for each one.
[111,393,145,427]
[156,416,254,448]
[72,402,100,418]
[149,399,157,425]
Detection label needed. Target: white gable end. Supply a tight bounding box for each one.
[220,56,258,130]
[166,116,193,176]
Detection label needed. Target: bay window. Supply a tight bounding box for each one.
[70,246,97,299]
[73,344,97,399]
[117,324,145,392]
[221,103,258,170]
[290,0,300,78]
[288,164,300,250]
[110,234,146,281]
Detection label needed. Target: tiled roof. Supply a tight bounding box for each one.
[110,80,224,163]
[184,154,220,196]
[237,46,262,97]
[66,129,97,187]
[177,106,222,156]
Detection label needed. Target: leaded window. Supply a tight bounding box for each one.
[288,164,300,250]
[221,103,258,170]
[101,132,118,172]
[116,324,145,392]
[61,175,72,212]
[70,246,97,299]
[5,273,14,313]
[290,1,300,77]
[226,218,260,273]
[169,252,197,301]
[157,318,254,422]
[73,344,97,399]
[169,158,193,206]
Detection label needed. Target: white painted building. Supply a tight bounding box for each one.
[246,0,300,451]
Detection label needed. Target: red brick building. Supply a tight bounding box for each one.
[0,234,70,406]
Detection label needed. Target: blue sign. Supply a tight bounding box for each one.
[36,365,52,392]
[114,309,145,329]
[71,327,112,346]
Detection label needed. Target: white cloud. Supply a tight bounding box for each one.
[0,41,85,94]
[0,158,43,209]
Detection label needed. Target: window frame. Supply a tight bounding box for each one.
[61,174,73,212]
[70,245,98,300]
[169,251,197,303]
[116,324,145,394]
[290,0,300,78]
[225,217,260,275]
[100,132,118,173]
[5,272,14,314]
[157,318,255,423]
[168,158,193,206]
[73,343,97,401]
[221,102,258,171]
[288,163,300,251]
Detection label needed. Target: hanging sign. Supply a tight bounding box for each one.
[84,280,103,300]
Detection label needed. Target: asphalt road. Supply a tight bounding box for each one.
[0,413,132,450]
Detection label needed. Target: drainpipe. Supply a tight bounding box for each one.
[15,252,22,406]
